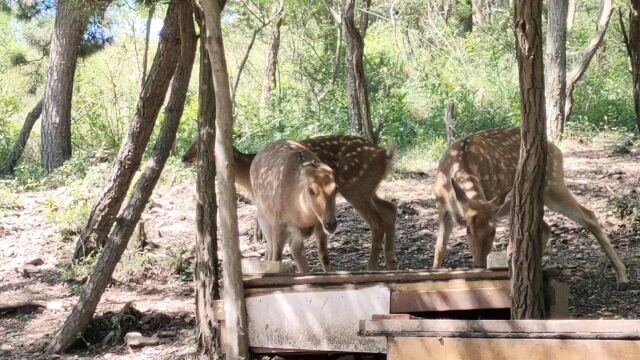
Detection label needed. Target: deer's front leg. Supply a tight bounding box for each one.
[313,222,331,272]
[289,226,310,273]
[433,209,453,269]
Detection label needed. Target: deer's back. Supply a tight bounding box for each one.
[303,135,391,194]
[435,127,564,205]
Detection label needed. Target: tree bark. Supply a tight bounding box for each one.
[444,100,455,145]
[628,0,640,133]
[567,0,576,32]
[40,0,109,172]
[564,0,612,125]
[73,2,182,260]
[343,0,375,143]
[142,3,156,87]
[194,11,221,359]
[196,0,249,358]
[0,99,43,175]
[545,0,568,141]
[471,0,485,27]
[510,0,547,320]
[259,0,284,107]
[46,2,196,354]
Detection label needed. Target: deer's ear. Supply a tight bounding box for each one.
[450,178,469,208]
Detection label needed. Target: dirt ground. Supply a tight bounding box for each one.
[1,134,639,359]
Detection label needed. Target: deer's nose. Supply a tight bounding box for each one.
[324,221,337,234]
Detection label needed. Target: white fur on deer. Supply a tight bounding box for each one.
[250,140,338,272]
[433,127,628,284]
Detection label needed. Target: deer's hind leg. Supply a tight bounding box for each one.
[545,187,629,284]
[373,195,398,270]
[344,193,385,270]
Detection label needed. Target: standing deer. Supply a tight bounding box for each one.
[433,127,628,284]
[250,140,337,272]
[182,135,397,270]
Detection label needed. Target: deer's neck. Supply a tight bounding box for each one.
[233,148,256,196]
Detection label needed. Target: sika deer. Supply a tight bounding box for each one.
[433,127,628,284]
[182,135,398,270]
[250,140,338,272]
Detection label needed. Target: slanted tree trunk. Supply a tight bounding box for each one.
[40,0,109,172]
[73,2,183,260]
[46,2,196,354]
[545,0,568,141]
[564,0,612,125]
[142,3,156,86]
[196,0,249,357]
[0,99,43,175]
[193,11,221,359]
[343,0,375,143]
[259,0,284,107]
[510,0,547,319]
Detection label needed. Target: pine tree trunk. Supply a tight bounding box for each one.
[259,14,283,107]
[194,11,221,359]
[0,99,43,175]
[196,0,250,357]
[343,0,375,143]
[46,2,196,354]
[73,2,183,260]
[545,0,568,141]
[40,1,106,172]
[510,0,547,320]
[630,0,640,133]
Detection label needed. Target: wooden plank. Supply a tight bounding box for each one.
[246,285,390,353]
[389,279,511,292]
[390,285,511,313]
[387,337,640,360]
[361,319,640,339]
[243,269,510,288]
[372,314,412,320]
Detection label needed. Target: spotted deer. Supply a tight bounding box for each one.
[250,140,337,272]
[182,135,398,271]
[433,127,628,284]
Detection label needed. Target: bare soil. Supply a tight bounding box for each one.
[1,135,639,359]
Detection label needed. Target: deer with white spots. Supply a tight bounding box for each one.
[182,135,398,271]
[433,127,628,285]
[250,140,338,272]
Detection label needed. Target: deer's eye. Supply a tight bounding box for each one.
[308,187,316,196]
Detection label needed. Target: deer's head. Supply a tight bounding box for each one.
[300,161,338,234]
[451,178,510,268]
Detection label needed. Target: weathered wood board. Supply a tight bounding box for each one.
[246,285,390,353]
[387,338,640,360]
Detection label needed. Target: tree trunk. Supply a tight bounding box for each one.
[510,0,547,319]
[459,0,474,34]
[567,0,576,32]
[471,0,485,27]
[196,0,249,358]
[259,3,284,107]
[73,2,182,260]
[343,0,375,143]
[545,0,568,141]
[46,2,196,354]
[629,0,640,133]
[564,0,612,125]
[345,32,362,134]
[194,11,221,359]
[0,99,43,175]
[142,3,156,87]
[444,100,455,145]
[40,1,108,172]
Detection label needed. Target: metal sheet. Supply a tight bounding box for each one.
[246,284,390,353]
